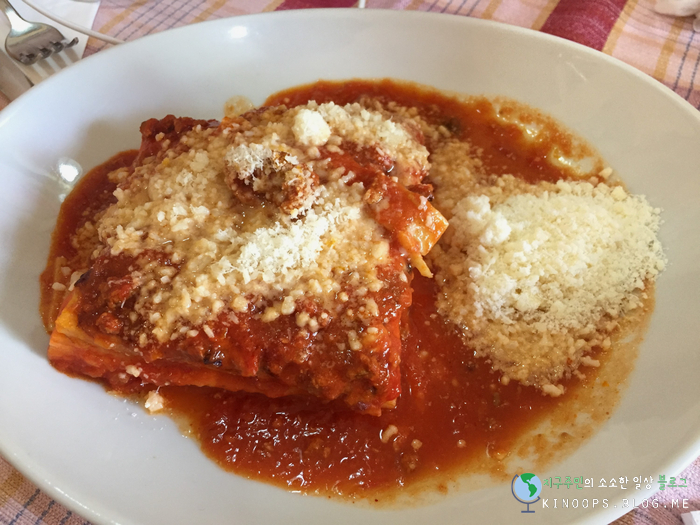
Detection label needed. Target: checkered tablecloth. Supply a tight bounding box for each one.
[1,1,699,524]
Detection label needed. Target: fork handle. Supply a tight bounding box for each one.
[0,0,32,32]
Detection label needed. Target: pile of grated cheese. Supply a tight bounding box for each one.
[450,179,665,331]
[429,136,666,395]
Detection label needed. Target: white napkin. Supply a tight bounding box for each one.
[683,512,700,525]
[0,0,100,85]
[654,0,700,31]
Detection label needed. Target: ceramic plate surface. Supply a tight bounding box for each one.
[0,9,699,525]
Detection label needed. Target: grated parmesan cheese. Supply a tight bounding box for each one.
[231,194,361,285]
[292,109,332,146]
[449,180,665,331]
[429,136,666,394]
[92,100,424,343]
[144,390,164,413]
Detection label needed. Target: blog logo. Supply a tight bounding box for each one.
[512,473,543,513]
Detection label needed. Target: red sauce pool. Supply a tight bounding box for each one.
[161,275,570,497]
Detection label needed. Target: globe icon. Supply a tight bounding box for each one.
[512,473,543,513]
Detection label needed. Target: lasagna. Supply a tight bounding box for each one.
[47,102,447,415]
[42,80,668,495]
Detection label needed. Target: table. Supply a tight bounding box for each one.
[1,1,699,524]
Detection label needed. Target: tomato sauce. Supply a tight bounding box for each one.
[161,275,574,497]
[41,79,609,500]
[267,79,599,185]
[39,151,136,331]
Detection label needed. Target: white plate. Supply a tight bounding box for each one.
[0,9,699,525]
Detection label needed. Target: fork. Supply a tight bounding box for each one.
[0,0,78,65]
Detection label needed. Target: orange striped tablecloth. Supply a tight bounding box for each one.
[2,1,699,524]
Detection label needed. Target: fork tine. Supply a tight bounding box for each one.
[2,0,80,66]
[18,52,36,65]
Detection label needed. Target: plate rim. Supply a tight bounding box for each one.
[1,8,699,525]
